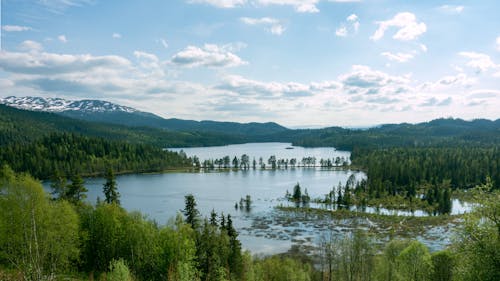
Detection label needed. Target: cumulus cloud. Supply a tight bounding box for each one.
[381,51,414,63]
[58,35,68,43]
[171,44,247,68]
[336,14,359,37]
[371,12,426,41]
[339,65,410,90]
[216,75,312,98]
[459,52,498,73]
[241,17,285,35]
[112,33,122,39]
[0,46,130,75]
[2,25,32,32]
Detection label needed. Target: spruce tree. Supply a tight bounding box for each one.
[66,173,87,203]
[183,194,199,229]
[103,168,120,205]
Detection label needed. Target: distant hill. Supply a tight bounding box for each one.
[1,96,498,151]
[0,96,289,136]
[0,104,247,148]
[289,118,500,150]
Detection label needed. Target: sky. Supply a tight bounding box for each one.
[0,0,499,128]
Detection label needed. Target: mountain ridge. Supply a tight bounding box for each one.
[0,96,289,136]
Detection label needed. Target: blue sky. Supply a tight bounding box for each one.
[1,0,499,127]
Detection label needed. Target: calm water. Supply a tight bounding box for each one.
[43,143,471,254]
[169,142,351,165]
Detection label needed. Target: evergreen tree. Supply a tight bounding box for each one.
[50,170,67,199]
[292,183,302,203]
[103,168,120,205]
[183,194,199,230]
[65,173,87,203]
[209,209,218,226]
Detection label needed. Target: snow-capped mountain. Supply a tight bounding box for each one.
[0,96,139,113]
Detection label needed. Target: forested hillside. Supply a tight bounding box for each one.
[289,118,500,150]
[0,104,246,148]
[0,133,194,179]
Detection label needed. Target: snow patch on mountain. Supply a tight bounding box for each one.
[0,96,139,113]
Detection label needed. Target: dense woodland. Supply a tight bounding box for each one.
[1,166,499,281]
[0,133,193,179]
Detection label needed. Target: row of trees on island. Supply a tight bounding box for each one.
[286,174,454,215]
[190,154,349,170]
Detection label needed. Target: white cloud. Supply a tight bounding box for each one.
[381,52,414,63]
[496,36,500,52]
[2,25,32,32]
[420,44,428,52]
[439,5,464,14]
[58,35,68,43]
[160,38,169,48]
[340,65,411,89]
[112,33,122,39]
[256,0,320,13]
[241,17,285,35]
[371,12,426,41]
[459,52,498,73]
[0,50,131,75]
[171,44,247,68]
[39,0,93,14]
[437,73,476,87]
[19,40,43,52]
[335,27,347,37]
[189,0,320,13]
[188,0,246,8]
[1,44,498,126]
[336,14,360,37]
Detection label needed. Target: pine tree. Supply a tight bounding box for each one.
[209,209,218,226]
[293,183,302,203]
[183,194,199,229]
[65,173,87,203]
[103,168,120,205]
[50,170,67,200]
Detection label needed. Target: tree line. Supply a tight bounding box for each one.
[351,146,499,191]
[197,155,349,170]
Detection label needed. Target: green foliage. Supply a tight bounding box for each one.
[452,180,500,281]
[430,250,454,281]
[103,168,120,205]
[0,165,80,279]
[250,256,314,281]
[106,259,133,281]
[293,183,302,203]
[0,133,192,179]
[183,194,200,230]
[66,173,87,203]
[396,241,432,281]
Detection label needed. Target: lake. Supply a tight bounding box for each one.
[43,143,471,255]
